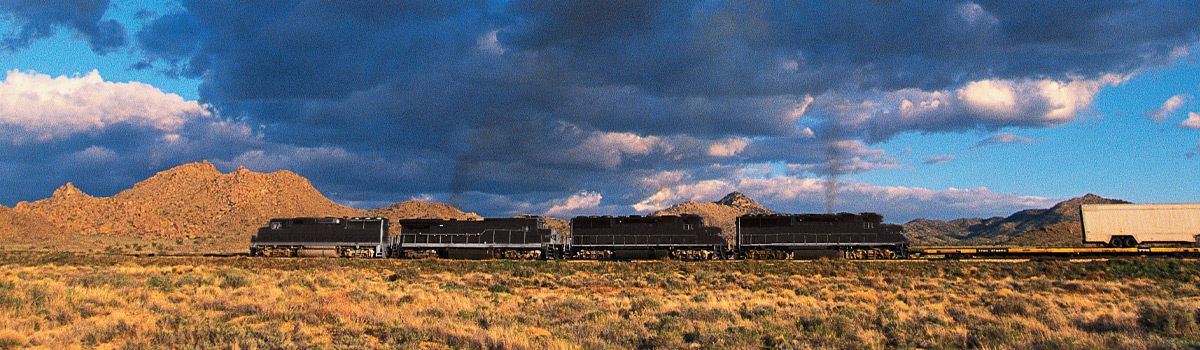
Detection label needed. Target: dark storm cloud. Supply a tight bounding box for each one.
[0,0,126,54]
[112,0,1200,212]
[132,12,206,77]
[140,0,490,102]
[502,0,1199,95]
[0,117,262,205]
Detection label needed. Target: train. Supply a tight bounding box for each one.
[249,212,908,260]
[249,203,1200,260]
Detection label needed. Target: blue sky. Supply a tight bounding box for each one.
[1,0,1198,222]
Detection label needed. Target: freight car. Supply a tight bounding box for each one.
[568,214,730,259]
[736,213,908,259]
[1081,203,1200,247]
[250,217,390,257]
[393,217,559,259]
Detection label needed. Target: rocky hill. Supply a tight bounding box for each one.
[0,205,60,241]
[649,192,776,238]
[6,161,361,240]
[904,194,1130,246]
[0,161,486,250]
[367,201,482,222]
[543,216,571,236]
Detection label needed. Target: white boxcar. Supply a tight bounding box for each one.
[1081,203,1200,247]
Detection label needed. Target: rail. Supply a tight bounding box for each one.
[913,246,1200,256]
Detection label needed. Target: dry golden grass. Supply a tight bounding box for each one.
[0,252,1197,349]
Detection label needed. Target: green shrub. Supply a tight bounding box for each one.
[146,275,175,293]
[487,283,511,294]
[218,269,251,289]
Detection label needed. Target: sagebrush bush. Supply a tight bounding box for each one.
[1138,300,1200,338]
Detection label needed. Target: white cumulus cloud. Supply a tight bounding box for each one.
[1149,94,1189,122]
[816,75,1126,143]
[632,173,1058,221]
[632,179,734,212]
[0,70,211,142]
[1180,112,1200,129]
[545,191,603,217]
[706,137,750,157]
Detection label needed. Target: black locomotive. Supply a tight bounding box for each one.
[251,212,907,260]
[737,213,908,259]
[251,217,390,258]
[393,217,559,259]
[569,214,729,260]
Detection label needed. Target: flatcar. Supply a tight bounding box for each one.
[569,214,729,259]
[736,213,907,259]
[250,217,390,257]
[393,217,559,259]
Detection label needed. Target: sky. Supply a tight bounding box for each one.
[1,0,1198,223]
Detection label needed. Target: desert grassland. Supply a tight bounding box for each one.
[0,235,251,256]
[0,253,1197,349]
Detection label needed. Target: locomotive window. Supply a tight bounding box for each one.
[270,222,282,230]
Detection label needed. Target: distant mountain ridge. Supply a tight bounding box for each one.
[904,194,1131,246]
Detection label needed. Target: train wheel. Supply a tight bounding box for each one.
[1112,236,1138,248]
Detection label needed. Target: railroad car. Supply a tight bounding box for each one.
[736,213,907,259]
[569,214,729,259]
[250,217,390,257]
[1081,203,1200,247]
[393,217,559,259]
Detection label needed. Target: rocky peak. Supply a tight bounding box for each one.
[51,182,91,199]
[367,200,483,221]
[1046,193,1130,221]
[179,160,220,174]
[713,192,766,211]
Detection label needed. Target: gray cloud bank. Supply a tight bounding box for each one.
[2,0,1198,220]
